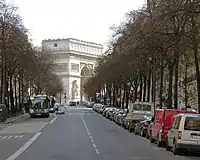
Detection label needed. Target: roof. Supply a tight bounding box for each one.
[175,113,199,117]
[42,38,103,47]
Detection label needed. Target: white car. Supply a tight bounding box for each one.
[166,113,200,155]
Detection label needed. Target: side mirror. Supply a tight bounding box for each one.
[168,126,171,130]
[151,117,155,122]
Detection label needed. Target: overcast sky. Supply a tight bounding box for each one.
[12,0,145,47]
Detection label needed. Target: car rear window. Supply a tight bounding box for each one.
[133,104,142,110]
[143,105,151,111]
[184,117,200,131]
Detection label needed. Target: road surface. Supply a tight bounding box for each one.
[0,107,199,160]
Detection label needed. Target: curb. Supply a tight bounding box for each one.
[4,114,28,124]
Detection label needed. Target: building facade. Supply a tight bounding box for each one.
[42,38,103,103]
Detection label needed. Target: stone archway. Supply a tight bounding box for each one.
[80,65,93,101]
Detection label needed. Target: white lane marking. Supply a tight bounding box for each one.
[19,135,24,139]
[2,136,7,139]
[14,136,19,139]
[7,136,13,139]
[131,157,149,160]
[49,116,57,124]
[82,116,100,154]
[6,132,41,160]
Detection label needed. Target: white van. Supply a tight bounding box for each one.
[166,113,200,155]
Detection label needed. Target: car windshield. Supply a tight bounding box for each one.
[142,105,151,111]
[133,104,142,110]
[184,117,200,131]
[32,99,49,109]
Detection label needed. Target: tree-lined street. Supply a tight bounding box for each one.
[0,107,198,160]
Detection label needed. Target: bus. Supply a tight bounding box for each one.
[29,95,50,118]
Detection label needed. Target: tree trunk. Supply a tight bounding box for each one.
[191,16,200,113]
[21,70,24,111]
[139,75,143,101]
[14,75,18,111]
[151,70,154,103]
[184,64,188,108]
[147,70,151,102]
[18,74,21,113]
[112,83,116,107]
[167,63,173,109]
[9,74,14,114]
[174,57,179,109]
[119,82,122,108]
[159,58,164,108]
[122,83,126,108]
[125,86,130,108]
[108,84,112,106]
[143,76,147,102]
[0,57,4,103]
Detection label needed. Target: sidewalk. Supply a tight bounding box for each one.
[2,113,29,124]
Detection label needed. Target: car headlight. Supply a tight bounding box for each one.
[29,109,34,113]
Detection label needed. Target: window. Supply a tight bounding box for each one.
[54,43,58,47]
[174,116,181,129]
[172,116,181,129]
[184,117,200,131]
[142,105,151,111]
[132,104,142,110]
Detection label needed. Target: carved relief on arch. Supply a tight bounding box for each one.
[80,63,94,73]
[80,62,86,71]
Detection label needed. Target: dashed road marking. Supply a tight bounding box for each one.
[2,136,7,139]
[6,132,41,160]
[82,116,100,154]
[0,135,24,140]
[131,157,149,160]
[49,116,57,124]
[66,113,97,116]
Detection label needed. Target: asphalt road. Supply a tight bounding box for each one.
[0,107,199,160]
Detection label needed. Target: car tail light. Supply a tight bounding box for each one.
[178,131,182,140]
[144,122,148,127]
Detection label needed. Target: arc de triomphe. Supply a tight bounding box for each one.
[42,38,103,103]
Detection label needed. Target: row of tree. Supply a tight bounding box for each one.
[0,0,63,115]
[85,0,200,113]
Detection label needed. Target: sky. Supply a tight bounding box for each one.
[12,0,145,47]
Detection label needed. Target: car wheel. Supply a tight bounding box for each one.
[140,129,145,137]
[146,132,149,139]
[149,133,154,143]
[165,138,170,151]
[157,135,161,147]
[173,141,180,155]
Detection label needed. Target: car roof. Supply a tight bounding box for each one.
[175,113,200,118]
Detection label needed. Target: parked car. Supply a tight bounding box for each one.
[146,120,153,139]
[150,109,197,147]
[93,103,103,112]
[125,102,155,132]
[134,116,152,137]
[166,114,200,155]
[0,104,7,122]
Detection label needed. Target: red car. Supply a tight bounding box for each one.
[150,109,197,147]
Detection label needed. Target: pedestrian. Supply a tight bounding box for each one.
[51,97,55,108]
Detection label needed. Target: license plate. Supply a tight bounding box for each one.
[37,114,41,116]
